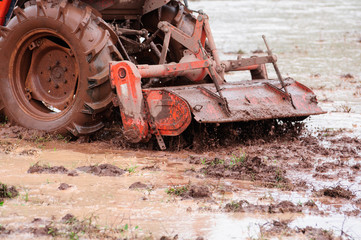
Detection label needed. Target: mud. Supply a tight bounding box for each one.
[27,163,69,174]
[166,184,212,199]
[296,226,340,240]
[76,164,125,176]
[1,122,360,238]
[0,183,18,199]
[129,182,149,189]
[316,186,355,200]
[224,200,303,213]
[1,0,361,238]
[198,155,289,185]
[58,183,72,190]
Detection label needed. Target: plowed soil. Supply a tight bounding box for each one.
[1,0,361,239]
[0,120,360,239]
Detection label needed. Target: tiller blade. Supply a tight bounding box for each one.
[157,79,325,123]
[109,13,325,150]
[110,61,325,150]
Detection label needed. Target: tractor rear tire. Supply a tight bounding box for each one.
[0,0,119,136]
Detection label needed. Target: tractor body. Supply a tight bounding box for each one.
[0,0,324,149]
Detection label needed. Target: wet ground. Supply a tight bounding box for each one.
[1,124,361,239]
[1,0,361,239]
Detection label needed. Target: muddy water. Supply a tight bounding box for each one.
[191,0,361,136]
[1,0,361,239]
[1,131,361,239]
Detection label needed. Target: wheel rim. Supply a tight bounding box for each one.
[10,30,79,120]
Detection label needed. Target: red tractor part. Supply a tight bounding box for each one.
[0,0,11,25]
[110,58,325,149]
[0,0,325,150]
[110,61,192,148]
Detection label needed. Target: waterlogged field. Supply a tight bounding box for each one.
[1,0,361,239]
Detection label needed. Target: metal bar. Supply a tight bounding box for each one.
[222,55,276,72]
[143,92,166,150]
[159,31,171,64]
[262,36,287,93]
[197,40,231,116]
[138,59,210,78]
[118,38,130,61]
[262,35,296,108]
[150,41,161,59]
[203,17,222,70]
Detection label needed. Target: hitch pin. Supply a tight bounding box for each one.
[262,35,296,109]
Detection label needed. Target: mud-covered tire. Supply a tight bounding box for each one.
[0,0,120,136]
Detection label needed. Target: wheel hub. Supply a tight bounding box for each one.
[25,38,78,111]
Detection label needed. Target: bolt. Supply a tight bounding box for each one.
[48,78,51,82]
[56,61,60,65]
[64,67,67,72]
[118,68,126,79]
[64,79,67,83]
[54,84,59,89]
[158,22,164,29]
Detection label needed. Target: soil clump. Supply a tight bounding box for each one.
[296,226,338,240]
[224,200,302,213]
[76,164,125,176]
[316,186,355,200]
[129,182,149,189]
[27,163,69,174]
[0,183,18,201]
[198,155,290,186]
[260,221,339,240]
[58,183,72,190]
[167,185,212,198]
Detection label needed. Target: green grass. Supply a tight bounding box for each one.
[229,150,247,167]
[166,185,188,196]
[127,165,138,173]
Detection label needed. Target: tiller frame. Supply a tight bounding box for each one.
[110,12,324,150]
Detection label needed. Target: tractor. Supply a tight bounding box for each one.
[0,0,324,149]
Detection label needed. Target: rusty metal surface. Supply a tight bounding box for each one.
[110,61,149,143]
[82,0,171,20]
[144,89,191,136]
[0,0,11,25]
[1,0,326,147]
[25,38,78,111]
[149,79,325,123]
[0,0,117,135]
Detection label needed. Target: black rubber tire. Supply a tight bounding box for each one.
[0,0,120,136]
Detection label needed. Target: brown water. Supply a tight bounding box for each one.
[1,0,361,239]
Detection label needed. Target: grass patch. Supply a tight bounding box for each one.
[166,185,189,196]
[0,183,18,199]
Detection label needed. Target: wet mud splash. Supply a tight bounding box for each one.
[1,123,360,239]
[1,0,361,239]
